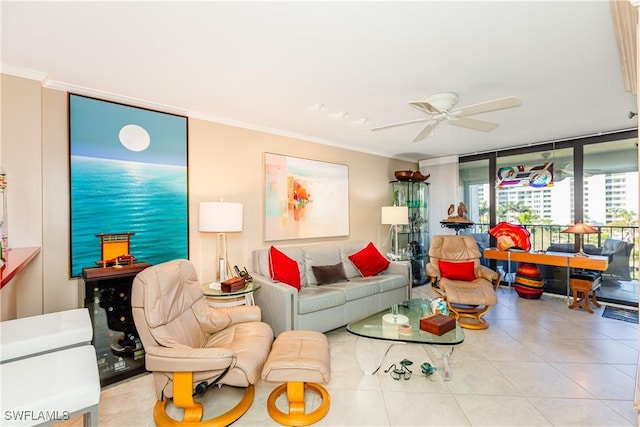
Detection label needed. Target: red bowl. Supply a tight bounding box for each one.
[395,170,413,181]
[412,171,430,182]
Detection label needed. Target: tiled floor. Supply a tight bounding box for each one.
[62,285,638,426]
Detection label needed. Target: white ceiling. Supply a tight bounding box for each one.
[2,1,637,161]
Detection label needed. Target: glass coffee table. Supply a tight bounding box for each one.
[347,298,464,375]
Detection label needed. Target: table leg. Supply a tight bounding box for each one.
[430,345,454,381]
[566,261,571,304]
[354,336,405,375]
[591,292,601,308]
[245,292,255,305]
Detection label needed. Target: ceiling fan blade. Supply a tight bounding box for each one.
[371,117,431,131]
[413,121,440,142]
[409,101,441,114]
[452,96,521,117]
[448,116,499,132]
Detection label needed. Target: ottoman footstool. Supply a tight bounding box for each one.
[261,330,331,426]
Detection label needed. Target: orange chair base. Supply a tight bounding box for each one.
[448,303,491,330]
[267,381,330,426]
[153,371,254,427]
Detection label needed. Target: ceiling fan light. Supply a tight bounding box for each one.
[425,92,459,112]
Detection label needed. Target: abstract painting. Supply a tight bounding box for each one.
[496,162,554,188]
[264,153,349,240]
[69,94,188,277]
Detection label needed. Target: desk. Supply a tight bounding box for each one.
[483,248,609,297]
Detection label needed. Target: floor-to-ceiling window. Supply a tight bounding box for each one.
[458,130,638,306]
[583,137,638,305]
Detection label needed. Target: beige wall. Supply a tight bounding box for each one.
[1,74,44,320]
[1,73,415,319]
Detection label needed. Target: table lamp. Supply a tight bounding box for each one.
[561,222,598,257]
[199,201,243,282]
[381,206,409,260]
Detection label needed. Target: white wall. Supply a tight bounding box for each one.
[419,155,459,238]
[0,74,44,319]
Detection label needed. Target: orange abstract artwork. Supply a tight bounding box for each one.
[288,177,311,221]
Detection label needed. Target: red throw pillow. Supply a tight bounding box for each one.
[348,242,390,277]
[268,246,301,290]
[438,260,476,281]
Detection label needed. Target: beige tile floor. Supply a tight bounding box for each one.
[62,285,639,426]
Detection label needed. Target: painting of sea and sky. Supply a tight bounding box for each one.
[69,94,188,277]
[264,153,349,240]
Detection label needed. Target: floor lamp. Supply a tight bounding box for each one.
[381,206,409,260]
[199,201,243,283]
[561,222,598,257]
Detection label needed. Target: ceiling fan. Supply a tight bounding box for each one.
[372,92,521,142]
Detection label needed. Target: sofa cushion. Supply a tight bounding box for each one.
[312,263,349,285]
[269,246,301,290]
[348,242,390,277]
[438,260,476,281]
[376,274,410,293]
[321,279,380,301]
[303,244,343,285]
[297,287,346,315]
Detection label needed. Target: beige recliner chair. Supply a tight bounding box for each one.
[131,259,274,426]
[427,235,501,330]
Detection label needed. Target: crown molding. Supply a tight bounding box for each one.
[43,79,191,117]
[419,155,459,167]
[0,64,48,82]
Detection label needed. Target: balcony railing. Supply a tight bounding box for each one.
[466,223,639,280]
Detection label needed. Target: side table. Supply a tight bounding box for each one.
[202,281,260,307]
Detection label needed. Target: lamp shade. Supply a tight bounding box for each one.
[381,206,409,225]
[199,202,243,232]
[561,222,598,234]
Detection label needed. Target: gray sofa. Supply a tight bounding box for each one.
[251,241,411,336]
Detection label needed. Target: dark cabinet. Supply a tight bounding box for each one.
[82,263,150,386]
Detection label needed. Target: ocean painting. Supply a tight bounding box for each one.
[264,153,349,240]
[69,94,188,277]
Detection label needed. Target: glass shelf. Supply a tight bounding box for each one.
[389,180,430,286]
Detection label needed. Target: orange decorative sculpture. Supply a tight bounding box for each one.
[488,222,531,252]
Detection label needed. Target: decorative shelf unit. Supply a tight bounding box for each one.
[390,180,430,286]
[82,262,150,386]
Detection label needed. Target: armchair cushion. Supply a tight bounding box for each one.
[143,344,236,372]
[476,264,500,284]
[438,260,476,281]
[269,246,301,290]
[348,242,390,277]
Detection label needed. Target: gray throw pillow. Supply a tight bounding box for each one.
[312,262,349,285]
